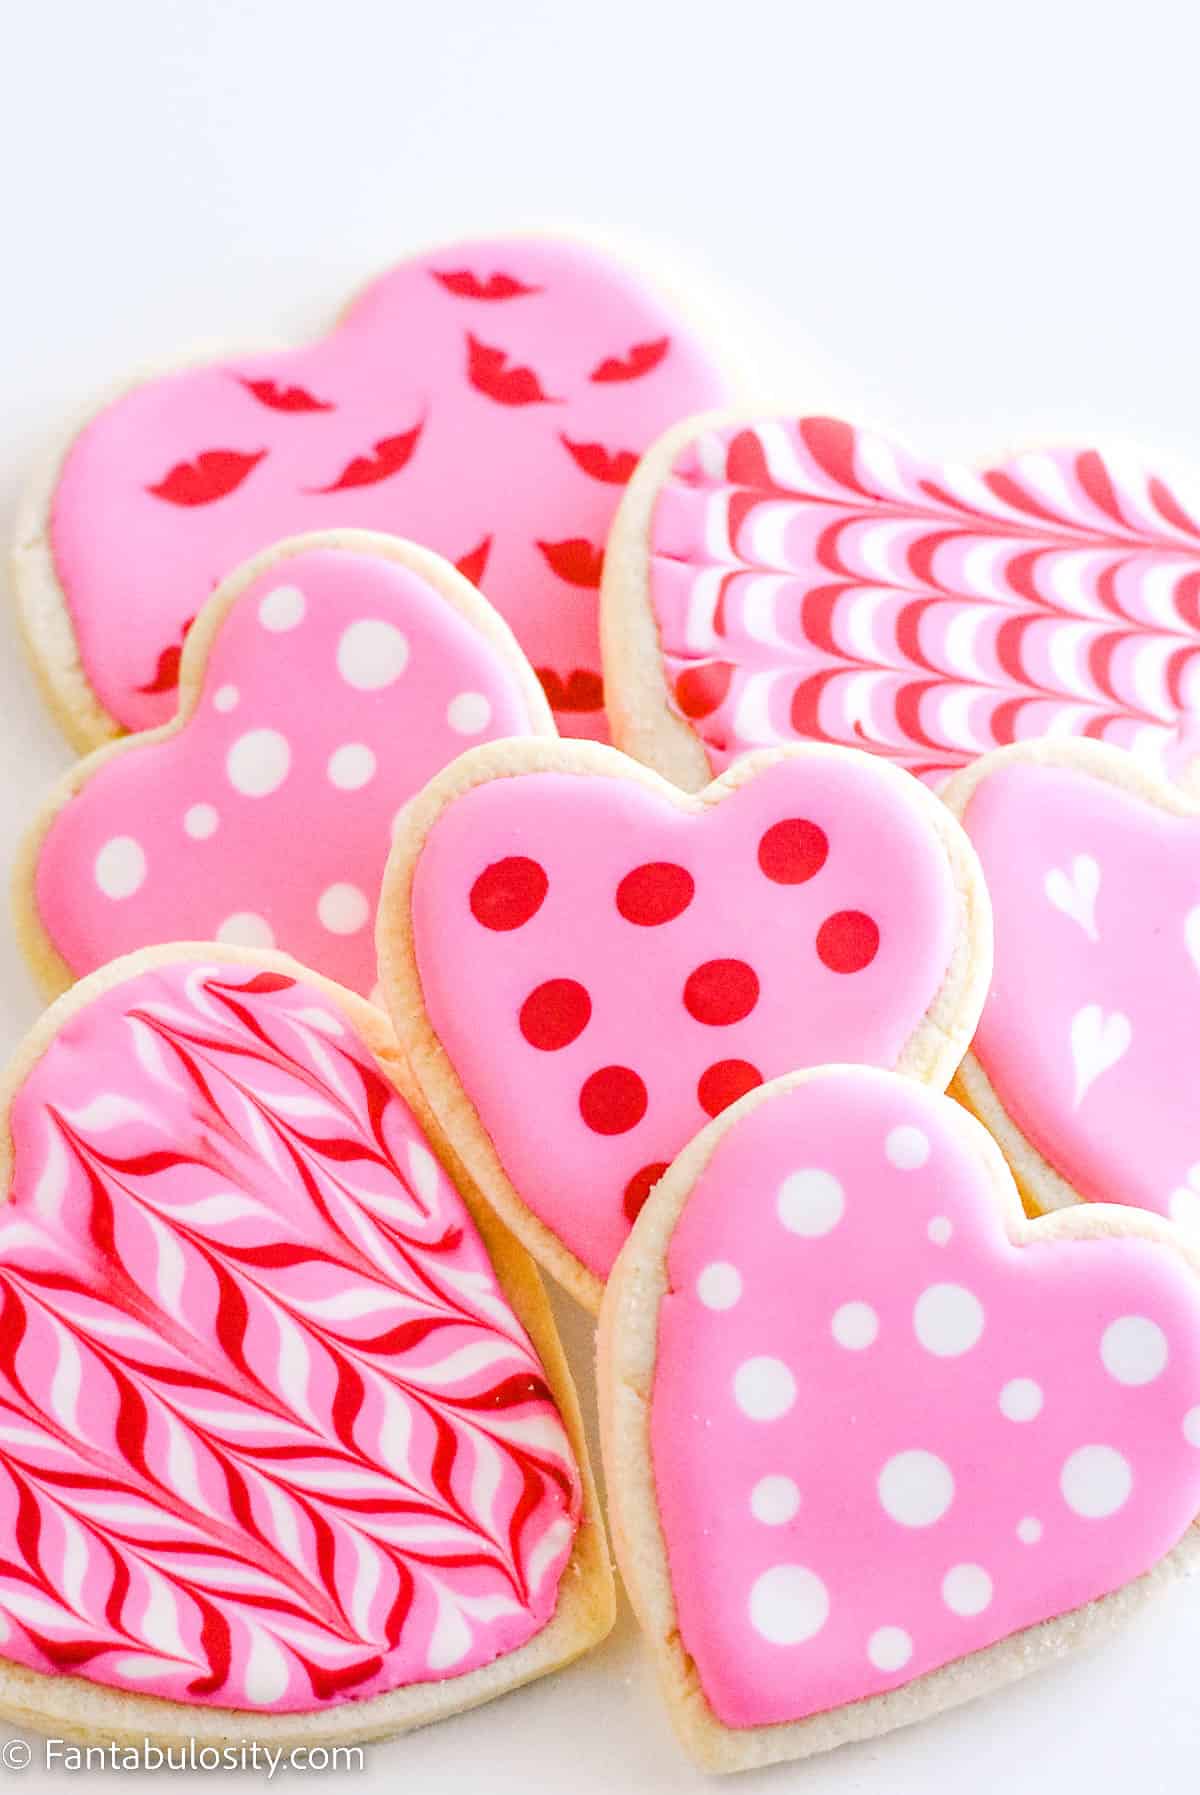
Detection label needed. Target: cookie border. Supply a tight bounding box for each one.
[12,528,555,1003]
[378,737,993,1312]
[597,1062,1200,1773]
[0,940,614,1748]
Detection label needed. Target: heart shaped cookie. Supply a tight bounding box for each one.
[602,411,1200,790]
[944,739,1200,1227]
[15,533,553,1003]
[16,236,730,750]
[379,741,990,1308]
[599,1066,1200,1771]
[0,947,611,1746]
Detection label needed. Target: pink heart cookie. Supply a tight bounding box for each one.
[945,739,1200,1226]
[379,741,990,1308]
[602,412,1200,790]
[16,533,554,1001]
[16,237,731,750]
[600,1066,1200,1771]
[0,949,611,1746]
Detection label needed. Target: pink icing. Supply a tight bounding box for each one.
[410,755,960,1281]
[0,962,580,1710]
[48,238,730,740]
[651,1070,1200,1729]
[965,760,1200,1222]
[648,416,1200,780]
[34,547,541,997]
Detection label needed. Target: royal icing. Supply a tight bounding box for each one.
[0,963,580,1710]
[408,753,965,1284]
[649,1070,1200,1729]
[962,757,1200,1223]
[47,238,729,740]
[647,416,1200,780]
[33,547,542,997]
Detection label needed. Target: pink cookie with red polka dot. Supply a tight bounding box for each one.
[599,1065,1200,1771]
[15,531,554,1002]
[378,740,991,1309]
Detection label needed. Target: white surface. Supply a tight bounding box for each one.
[1,0,1198,1786]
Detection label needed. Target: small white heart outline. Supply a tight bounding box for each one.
[1070,1003,1132,1107]
[1045,854,1101,942]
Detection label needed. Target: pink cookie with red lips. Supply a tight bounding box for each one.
[599,1067,1200,1772]
[379,740,991,1309]
[15,532,555,1003]
[14,236,731,751]
[0,947,612,1749]
[602,411,1200,791]
[945,739,1200,1229]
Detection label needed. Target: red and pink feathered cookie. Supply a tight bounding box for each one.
[378,739,991,1308]
[0,946,612,1747]
[600,1065,1200,1771]
[602,411,1200,789]
[15,531,554,1001]
[14,237,730,750]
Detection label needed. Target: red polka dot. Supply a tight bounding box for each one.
[616,862,694,926]
[697,1059,763,1118]
[469,857,548,931]
[675,662,732,719]
[520,979,592,1051]
[817,909,880,973]
[623,1162,669,1225]
[579,1066,648,1136]
[683,959,760,1026]
[758,818,829,884]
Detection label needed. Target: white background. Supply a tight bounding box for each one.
[2,0,1198,1787]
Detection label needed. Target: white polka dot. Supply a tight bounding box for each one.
[337,619,409,690]
[697,1263,742,1310]
[1170,1187,1200,1228]
[734,1357,796,1422]
[927,1217,952,1246]
[1101,1316,1168,1386]
[94,836,146,899]
[878,1450,954,1528]
[226,729,291,797]
[750,1476,800,1525]
[777,1169,844,1237]
[327,743,377,790]
[1017,1516,1042,1544]
[214,684,239,712]
[999,1378,1043,1422]
[913,1283,984,1357]
[886,1125,930,1170]
[832,1301,879,1350]
[317,883,370,935]
[216,912,275,949]
[867,1626,912,1672]
[447,691,493,734]
[184,804,219,840]
[1061,1445,1132,1518]
[258,584,306,631]
[749,1565,829,1646]
[942,1564,993,1616]
[1184,1408,1200,1446]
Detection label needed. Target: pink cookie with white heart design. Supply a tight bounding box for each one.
[599,1065,1200,1772]
[378,740,991,1308]
[15,236,731,751]
[945,739,1200,1228]
[16,532,554,1002]
[602,411,1200,791]
[0,945,612,1748]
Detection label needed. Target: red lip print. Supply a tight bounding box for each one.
[433,270,542,300]
[589,337,670,383]
[535,668,605,713]
[467,335,558,406]
[456,535,493,586]
[238,378,333,413]
[147,449,266,507]
[560,436,639,484]
[134,612,196,695]
[306,423,424,493]
[537,539,604,588]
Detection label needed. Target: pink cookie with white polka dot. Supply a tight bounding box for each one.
[17,532,554,1000]
[599,1065,1200,1773]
